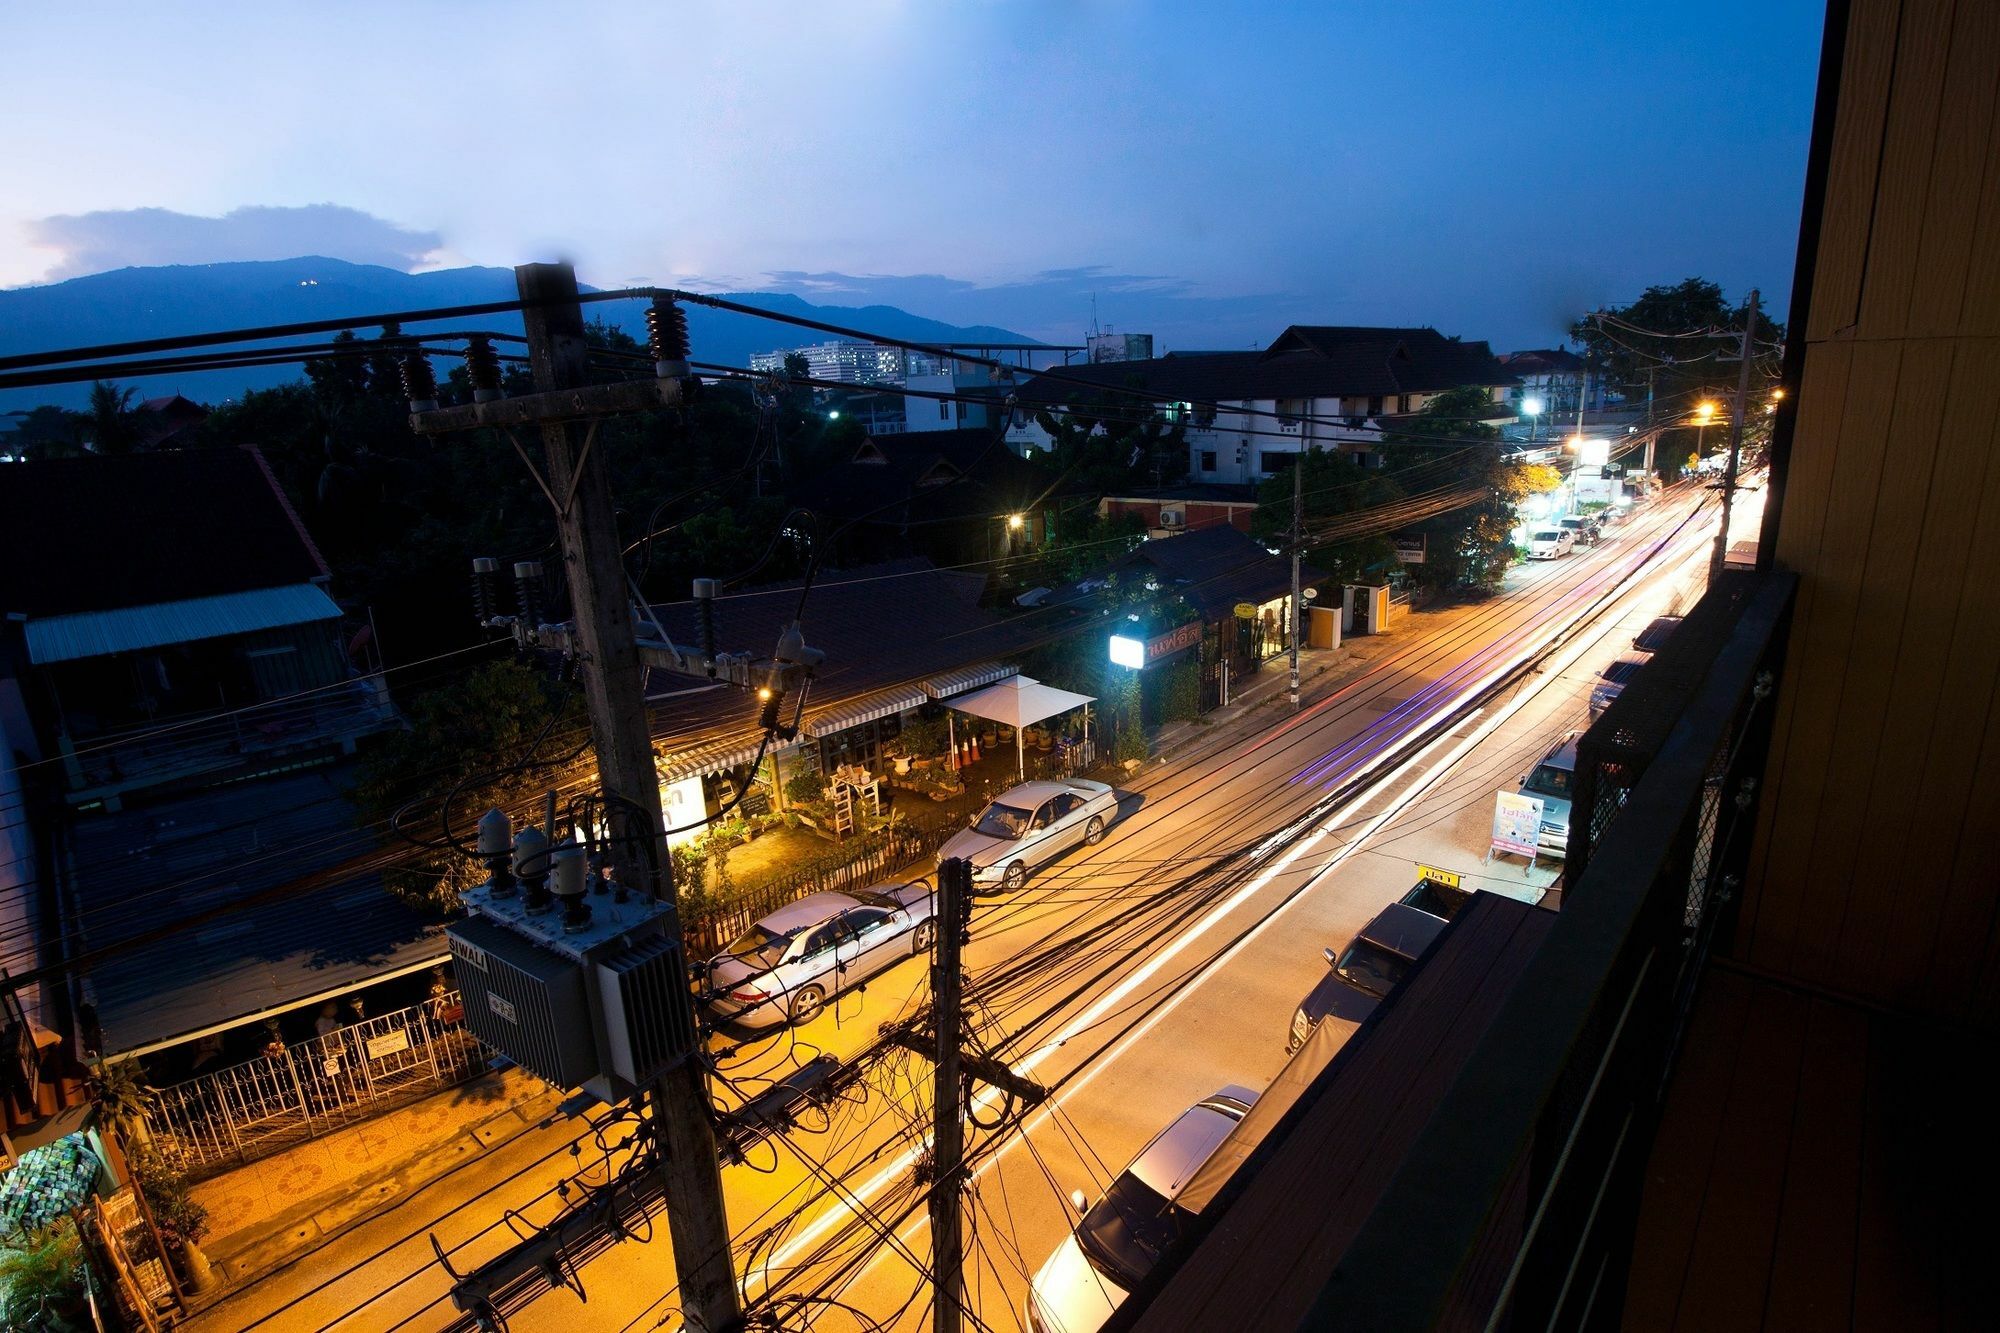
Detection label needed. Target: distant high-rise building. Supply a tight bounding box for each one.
[1088,329,1154,363]
[748,340,905,386]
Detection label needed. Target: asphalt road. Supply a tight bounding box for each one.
[189,483,1721,1333]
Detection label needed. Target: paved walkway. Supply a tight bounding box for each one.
[188,1065,562,1297]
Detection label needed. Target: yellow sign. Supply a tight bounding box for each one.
[1232,602,1258,619]
[1416,862,1462,889]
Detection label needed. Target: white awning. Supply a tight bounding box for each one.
[656,735,775,783]
[943,674,1095,729]
[803,684,927,739]
[24,582,342,665]
[921,662,1018,699]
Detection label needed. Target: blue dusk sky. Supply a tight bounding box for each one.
[1,1,1825,351]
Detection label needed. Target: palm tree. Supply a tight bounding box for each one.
[86,380,137,454]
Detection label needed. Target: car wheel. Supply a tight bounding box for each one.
[1082,815,1106,846]
[790,983,827,1024]
[1002,860,1027,893]
[913,919,936,953]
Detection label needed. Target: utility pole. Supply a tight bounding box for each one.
[515,263,740,1333]
[1710,287,1759,583]
[930,857,970,1333]
[1288,455,1303,711]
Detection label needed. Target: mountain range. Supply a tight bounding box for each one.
[0,257,1034,413]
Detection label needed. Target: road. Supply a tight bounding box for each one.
[189,483,1720,1333]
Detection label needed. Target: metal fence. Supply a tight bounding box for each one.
[148,994,481,1177]
[682,820,955,959]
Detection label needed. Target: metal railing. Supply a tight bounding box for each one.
[681,820,955,960]
[147,993,481,1177]
[1310,568,1795,1330]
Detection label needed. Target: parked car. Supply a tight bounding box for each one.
[938,778,1117,892]
[1518,732,1580,860]
[1633,614,1683,653]
[1526,527,1574,560]
[1025,1087,1257,1333]
[1287,903,1446,1052]
[1589,651,1652,716]
[702,884,935,1029]
[1558,514,1599,547]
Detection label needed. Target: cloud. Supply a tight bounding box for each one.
[20,204,445,281]
[746,267,1320,353]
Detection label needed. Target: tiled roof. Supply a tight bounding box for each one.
[1127,526,1325,620]
[0,447,328,619]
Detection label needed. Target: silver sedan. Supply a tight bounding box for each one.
[937,778,1118,892]
[702,883,935,1029]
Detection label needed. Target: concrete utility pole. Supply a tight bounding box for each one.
[1710,287,1759,584]
[515,264,740,1332]
[931,857,971,1333]
[1289,455,1303,711]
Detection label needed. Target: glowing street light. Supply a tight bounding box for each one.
[1007,513,1025,531]
[1522,396,1544,443]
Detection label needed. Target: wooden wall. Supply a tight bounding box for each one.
[1742,0,2000,1023]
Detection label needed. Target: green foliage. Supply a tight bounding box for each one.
[898,713,952,758]
[1034,387,1189,495]
[86,1059,156,1127]
[1110,669,1147,763]
[1378,389,1519,592]
[86,381,138,455]
[785,768,826,805]
[0,1225,88,1332]
[354,659,584,914]
[131,1142,209,1248]
[1160,658,1203,724]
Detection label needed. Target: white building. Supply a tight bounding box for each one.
[749,340,907,386]
[1010,325,1519,481]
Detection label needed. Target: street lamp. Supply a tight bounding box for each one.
[1522,396,1544,443]
[1693,400,1719,470]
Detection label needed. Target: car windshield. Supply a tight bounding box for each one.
[1533,530,1562,542]
[973,802,1032,840]
[1525,762,1573,798]
[1335,939,1410,997]
[1074,1172,1189,1290]
[1601,658,1646,684]
[724,924,791,968]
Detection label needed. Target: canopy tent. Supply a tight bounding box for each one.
[942,674,1096,781]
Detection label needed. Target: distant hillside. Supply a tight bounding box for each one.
[0,257,1033,412]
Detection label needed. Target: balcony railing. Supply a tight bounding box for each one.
[1309,568,1795,1329]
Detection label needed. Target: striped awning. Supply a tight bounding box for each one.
[656,735,777,784]
[804,684,927,739]
[920,661,1018,700]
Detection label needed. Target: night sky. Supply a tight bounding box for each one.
[3,1,1825,350]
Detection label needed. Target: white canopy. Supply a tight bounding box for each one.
[945,674,1094,728]
[942,674,1096,781]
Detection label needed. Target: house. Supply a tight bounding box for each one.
[1098,483,1261,537]
[1116,525,1322,682]
[133,393,210,449]
[787,429,1076,568]
[0,448,416,1080]
[1496,347,1607,428]
[1012,325,1518,483]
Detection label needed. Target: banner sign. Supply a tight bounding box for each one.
[1144,621,1204,663]
[1415,863,1461,889]
[365,1029,412,1061]
[1232,602,1258,620]
[1490,791,1544,859]
[1393,534,1427,564]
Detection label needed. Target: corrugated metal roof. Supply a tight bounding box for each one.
[24,582,341,665]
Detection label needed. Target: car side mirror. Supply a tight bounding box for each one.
[1518,773,1529,785]
[1070,1189,1088,1214]
[1322,946,1338,967]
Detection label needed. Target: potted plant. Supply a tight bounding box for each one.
[88,1058,157,1151]
[131,1143,214,1292]
[900,715,949,770]
[0,1226,90,1331]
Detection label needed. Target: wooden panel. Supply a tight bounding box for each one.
[1905,1,2000,335]
[1961,60,2000,334]
[1760,997,1869,1331]
[1739,346,1853,954]
[1748,342,1903,979]
[1801,344,1953,991]
[1851,1015,1941,1330]
[1667,985,1809,1333]
[1854,0,1955,336]
[1621,970,1757,1332]
[1858,338,2000,998]
[1806,0,1905,340]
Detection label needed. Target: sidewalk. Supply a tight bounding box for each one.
[187,1065,563,1298]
